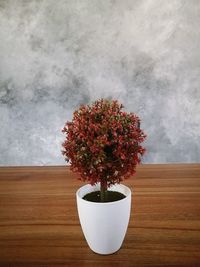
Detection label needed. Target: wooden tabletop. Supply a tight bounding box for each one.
[0,164,200,267]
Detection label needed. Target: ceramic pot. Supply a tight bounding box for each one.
[76,183,131,254]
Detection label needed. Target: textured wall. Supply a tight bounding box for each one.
[0,0,200,165]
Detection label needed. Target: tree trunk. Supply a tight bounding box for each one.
[100,180,108,202]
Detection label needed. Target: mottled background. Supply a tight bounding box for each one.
[0,0,199,166]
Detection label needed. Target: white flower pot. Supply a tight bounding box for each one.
[76,183,132,255]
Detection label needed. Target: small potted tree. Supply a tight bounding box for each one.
[62,99,146,254]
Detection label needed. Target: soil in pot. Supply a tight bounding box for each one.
[83,191,126,203]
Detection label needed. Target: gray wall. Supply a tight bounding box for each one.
[0,0,200,166]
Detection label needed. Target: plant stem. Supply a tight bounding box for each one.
[100,180,108,202]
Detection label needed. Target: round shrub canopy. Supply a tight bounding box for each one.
[62,99,146,187]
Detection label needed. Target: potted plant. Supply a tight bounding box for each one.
[62,99,146,254]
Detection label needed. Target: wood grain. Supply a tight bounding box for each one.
[0,164,200,266]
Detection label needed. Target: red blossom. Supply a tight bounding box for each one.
[62,99,147,187]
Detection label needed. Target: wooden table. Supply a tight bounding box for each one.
[0,164,200,266]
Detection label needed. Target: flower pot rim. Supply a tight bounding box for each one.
[76,183,131,206]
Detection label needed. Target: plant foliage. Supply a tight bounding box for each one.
[62,99,146,188]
